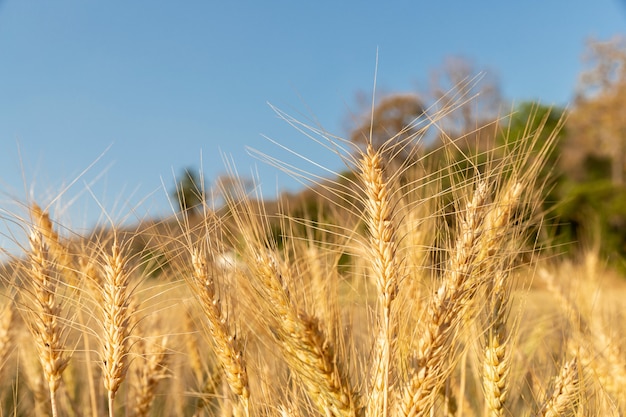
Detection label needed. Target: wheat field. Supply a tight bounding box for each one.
[1,102,625,417]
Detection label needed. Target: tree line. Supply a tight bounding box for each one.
[173,36,626,266]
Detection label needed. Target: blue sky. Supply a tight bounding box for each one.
[0,1,625,243]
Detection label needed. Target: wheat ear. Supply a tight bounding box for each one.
[132,336,170,417]
[250,247,358,417]
[190,248,250,416]
[23,227,71,417]
[31,204,76,284]
[32,204,102,417]
[223,186,358,417]
[536,357,580,417]
[481,182,523,417]
[399,180,489,417]
[100,239,133,417]
[482,273,512,417]
[0,301,14,375]
[359,144,401,417]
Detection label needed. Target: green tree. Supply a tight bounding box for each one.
[494,103,569,250]
[172,167,205,214]
[498,102,565,180]
[550,37,626,263]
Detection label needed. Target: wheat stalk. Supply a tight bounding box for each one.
[536,357,580,417]
[399,179,489,417]
[480,181,523,417]
[31,204,104,417]
[250,247,358,417]
[132,335,170,417]
[22,225,71,417]
[190,248,250,416]
[100,238,133,417]
[215,175,360,417]
[358,144,402,417]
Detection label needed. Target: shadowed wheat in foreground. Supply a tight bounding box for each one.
[1,99,625,417]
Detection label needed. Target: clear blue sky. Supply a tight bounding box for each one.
[0,1,625,243]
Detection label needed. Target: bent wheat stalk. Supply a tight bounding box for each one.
[399,180,489,417]
[22,226,71,417]
[536,357,580,417]
[227,189,358,417]
[250,246,358,417]
[190,248,250,416]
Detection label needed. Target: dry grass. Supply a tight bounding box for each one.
[0,98,625,417]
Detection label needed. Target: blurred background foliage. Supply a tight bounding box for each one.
[174,36,626,269]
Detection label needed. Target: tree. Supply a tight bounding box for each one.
[349,93,427,163]
[498,102,565,176]
[564,36,626,185]
[172,167,205,214]
[347,56,503,166]
[552,37,626,261]
[426,56,502,138]
[210,174,254,206]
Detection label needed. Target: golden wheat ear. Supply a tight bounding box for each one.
[398,180,490,417]
[131,335,170,417]
[478,181,524,417]
[98,237,135,417]
[18,204,74,417]
[221,183,359,416]
[357,143,402,417]
[254,244,358,416]
[189,247,250,416]
[537,357,581,417]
